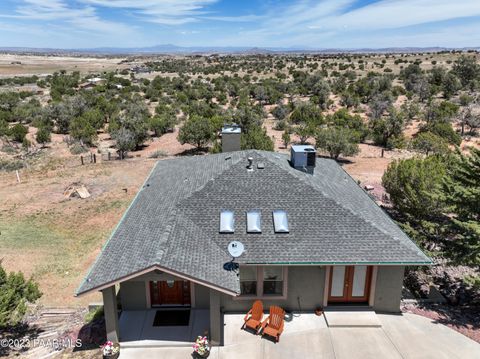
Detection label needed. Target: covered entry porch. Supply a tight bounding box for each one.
[100,267,229,346]
[118,308,209,347]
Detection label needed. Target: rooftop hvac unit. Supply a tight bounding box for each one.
[290,145,316,174]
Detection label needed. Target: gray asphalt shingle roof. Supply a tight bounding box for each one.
[77,150,431,296]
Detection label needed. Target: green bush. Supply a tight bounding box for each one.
[315,127,360,159]
[0,159,24,172]
[421,122,461,146]
[178,115,215,150]
[149,149,169,158]
[10,124,28,142]
[36,127,51,146]
[0,262,42,328]
[69,143,89,155]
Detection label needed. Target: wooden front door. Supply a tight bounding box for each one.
[150,280,191,306]
[328,266,372,303]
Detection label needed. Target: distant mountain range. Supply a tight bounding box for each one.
[0,44,479,55]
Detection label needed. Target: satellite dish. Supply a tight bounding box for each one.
[224,241,245,272]
[228,241,245,258]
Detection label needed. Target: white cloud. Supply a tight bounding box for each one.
[81,0,219,25]
[226,0,480,47]
[0,0,133,35]
[203,15,265,22]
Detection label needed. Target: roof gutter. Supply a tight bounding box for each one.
[241,261,433,266]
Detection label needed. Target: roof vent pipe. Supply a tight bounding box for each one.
[247,157,253,171]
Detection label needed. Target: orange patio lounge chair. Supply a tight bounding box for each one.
[243,300,264,331]
[260,306,285,342]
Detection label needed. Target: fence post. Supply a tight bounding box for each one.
[93,154,96,164]
[108,152,111,161]
[16,170,21,183]
[81,156,84,165]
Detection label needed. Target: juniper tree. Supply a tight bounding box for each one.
[0,262,42,328]
[315,127,360,160]
[443,148,480,265]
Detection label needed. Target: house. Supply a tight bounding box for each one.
[79,77,106,90]
[76,146,431,345]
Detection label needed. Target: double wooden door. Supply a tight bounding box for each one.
[150,280,191,306]
[328,266,372,303]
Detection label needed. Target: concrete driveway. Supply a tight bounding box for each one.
[120,313,480,359]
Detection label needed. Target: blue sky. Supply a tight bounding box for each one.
[0,0,479,49]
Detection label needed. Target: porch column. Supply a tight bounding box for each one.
[102,286,119,342]
[209,290,221,345]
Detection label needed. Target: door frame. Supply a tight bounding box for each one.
[327,266,373,304]
[148,280,193,307]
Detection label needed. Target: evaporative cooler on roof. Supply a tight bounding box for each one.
[220,210,235,233]
[247,210,262,233]
[273,210,289,233]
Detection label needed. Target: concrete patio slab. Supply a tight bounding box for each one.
[263,328,335,359]
[118,312,480,359]
[223,312,328,346]
[324,310,382,327]
[329,327,402,359]
[379,313,480,359]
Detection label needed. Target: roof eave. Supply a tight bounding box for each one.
[75,264,239,298]
[240,261,433,266]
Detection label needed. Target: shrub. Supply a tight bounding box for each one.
[315,127,360,159]
[149,115,175,137]
[36,127,51,146]
[69,143,89,155]
[241,125,274,151]
[0,159,24,172]
[421,122,461,146]
[178,115,215,150]
[382,156,447,220]
[10,124,28,142]
[273,120,287,131]
[70,116,97,146]
[149,150,169,158]
[0,262,42,328]
[410,132,449,155]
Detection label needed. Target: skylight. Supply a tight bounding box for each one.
[247,210,262,233]
[220,210,234,233]
[273,210,289,233]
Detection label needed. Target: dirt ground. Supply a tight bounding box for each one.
[0,54,127,77]
[0,133,155,307]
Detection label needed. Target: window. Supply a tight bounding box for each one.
[239,266,287,298]
[219,210,234,233]
[246,210,261,233]
[263,267,284,295]
[240,266,257,296]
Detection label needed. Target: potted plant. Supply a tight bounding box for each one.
[102,341,120,359]
[192,336,210,358]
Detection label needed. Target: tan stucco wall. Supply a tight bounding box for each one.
[372,266,405,313]
[220,266,326,313]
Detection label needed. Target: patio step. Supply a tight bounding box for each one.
[324,310,382,328]
[120,340,193,349]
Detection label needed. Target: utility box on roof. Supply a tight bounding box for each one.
[291,145,316,174]
[221,124,241,152]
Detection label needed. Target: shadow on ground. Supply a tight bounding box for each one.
[0,323,43,357]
